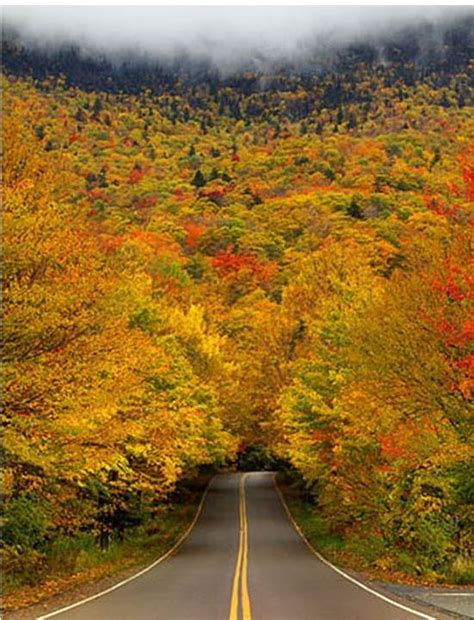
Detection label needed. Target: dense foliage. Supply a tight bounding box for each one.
[2,28,473,589]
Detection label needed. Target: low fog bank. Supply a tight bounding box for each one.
[3,6,473,74]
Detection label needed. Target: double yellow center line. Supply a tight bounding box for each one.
[229,473,252,620]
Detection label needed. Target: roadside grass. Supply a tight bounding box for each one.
[447,556,474,586]
[283,494,346,556]
[3,476,210,612]
[277,475,474,588]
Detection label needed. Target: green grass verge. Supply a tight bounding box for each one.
[277,479,345,558]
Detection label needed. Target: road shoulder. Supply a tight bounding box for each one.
[276,475,474,620]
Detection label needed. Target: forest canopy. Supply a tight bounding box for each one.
[2,14,473,593]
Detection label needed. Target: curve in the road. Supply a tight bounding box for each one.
[35,472,451,620]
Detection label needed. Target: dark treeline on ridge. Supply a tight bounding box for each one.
[3,14,473,101]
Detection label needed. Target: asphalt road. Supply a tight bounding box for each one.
[37,472,455,620]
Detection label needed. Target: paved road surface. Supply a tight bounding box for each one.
[37,472,455,620]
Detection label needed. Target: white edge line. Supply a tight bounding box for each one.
[273,475,436,620]
[432,593,474,597]
[36,477,214,620]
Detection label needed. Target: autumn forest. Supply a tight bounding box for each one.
[2,12,473,610]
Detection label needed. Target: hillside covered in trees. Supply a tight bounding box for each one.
[2,14,473,605]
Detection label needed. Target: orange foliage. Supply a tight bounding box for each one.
[128,166,145,185]
[212,246,277,284]
[184,223,205,248]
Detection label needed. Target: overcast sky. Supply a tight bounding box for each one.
[3,6,472,69]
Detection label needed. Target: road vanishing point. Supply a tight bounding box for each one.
[37,472,455,620]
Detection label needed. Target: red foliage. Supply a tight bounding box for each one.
[68,132,80,145]
[379,434,406,460]
[311,429,332,443]
[212,248,256,274]
[462,167,474,202]
[455,354,474,375]
[98,234,125,255]
[128,167,145,185]
[435,319,474,348]
[458,143,474,202]
[173,188,191,202]
[423,193,459,220]
[444,279,465,302]
[88,188,107,202]
[132,195,157,210]
[184,223,205,249]
[447,182,462,197]
[456,319,474,348]
[212,246,277,283]
[430,263,474,302]
[200,187,226,204]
